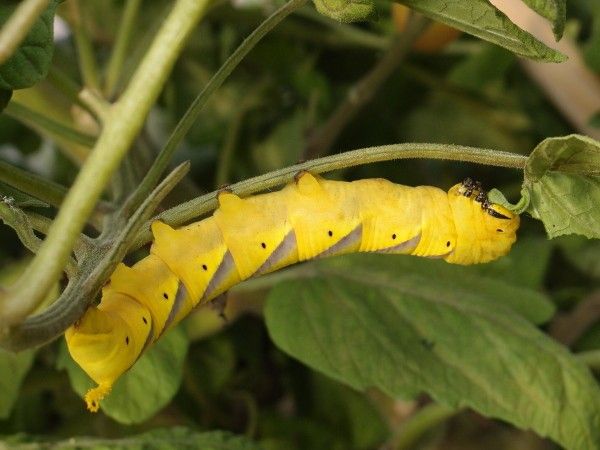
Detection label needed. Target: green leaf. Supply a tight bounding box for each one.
[311,0,376,23]
[0,0,59,90]
[395,0,566,62]
[252,110,307,173]
[0,427,263,450]
[520,0,566,40]
[557,235,600,280]
[0,88,11,112]
[583,4,600,72]
[523,134,600,239]
[265,254,600,450]
[0,182,49,209]
[0,348,35,418]
[57,327,188,424]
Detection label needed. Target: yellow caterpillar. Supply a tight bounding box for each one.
[65,173,519,412]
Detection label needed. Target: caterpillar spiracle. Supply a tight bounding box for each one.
[65,173,520,412]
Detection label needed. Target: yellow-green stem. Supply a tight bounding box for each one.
[0,0,212,328]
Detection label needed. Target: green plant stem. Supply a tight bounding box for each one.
[305,13,429,159]
[4,102,97,148]
[296,6,388,50]
[46,67,100,120]
[104,0,143,98]
[0,0,50,66]
[215,110,245,187]
[0,159,68,208]
[3,162,190,350]
[0,0,212,329]
[0,159,109,229]
[122,0,308,216]
[392,403,458,450]
[131,143,527,248]
[68,0,101,92]
[577,350,600,372]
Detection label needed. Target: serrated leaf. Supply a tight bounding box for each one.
[57,327,188,424]
[312,0,376,23]
[520,0,566,40]
[0,427,263,450]
[265,254,600,450]
[523,134,600,239]
[395,0,565,62]
[0,0,59,90]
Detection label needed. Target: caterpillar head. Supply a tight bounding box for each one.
[444,181,520,265]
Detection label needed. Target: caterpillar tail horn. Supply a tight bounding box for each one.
[85,383,112,412]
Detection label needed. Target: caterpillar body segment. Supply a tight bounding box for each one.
[65,173,519,411]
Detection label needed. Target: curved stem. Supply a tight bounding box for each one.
[131,143,527,248]
[392,403,458,450]
[123,0,308,216]
[104,0,143,98]
[576,350,600,372]
[0,0,212,329]
[304,13,429,159]
[67,0,101,92]
[0,0,50,66]
[0,159,68,208]
[5,102,97,148]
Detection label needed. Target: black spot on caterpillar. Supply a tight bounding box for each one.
[65,173,519,412]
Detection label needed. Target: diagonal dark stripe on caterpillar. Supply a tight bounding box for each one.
[65,173,519,412]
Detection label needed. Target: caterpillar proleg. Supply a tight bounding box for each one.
[65,173,519,411]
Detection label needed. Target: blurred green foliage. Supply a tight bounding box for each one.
[1,0,600,449]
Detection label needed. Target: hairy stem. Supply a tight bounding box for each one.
[0,0,212,329]
[304,13,429,159]
[131,142,527,248]
[104,0,143,98]
[122,0,308,216]
[0,0,50,66]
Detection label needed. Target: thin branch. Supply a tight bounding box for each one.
[0,159,68,208]
[3,162,190,350]
[295,6,388,50]
[104,0,144,98]
[4,102,97,148]
[67,0,101,92]
[0,202,78,278]
[0,0,50,66]
[304,13,429,159]
[46,67,106,122]
[0,0,213,329]
[131,142,527,249]
[576,350,600,373]
[121,0,309,217]
[215,110,245,187]
[391,403,458,450]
